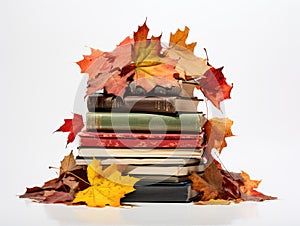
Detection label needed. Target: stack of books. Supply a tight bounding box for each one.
[76,85,206,202]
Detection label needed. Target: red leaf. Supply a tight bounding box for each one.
[198,67,233,109]
[55,113,84,146]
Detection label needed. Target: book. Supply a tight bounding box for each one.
[86,112,206,132]
[122,181,199,202]
[77,147,204,159]
[87,94,202,113]
[79,132,204,148]
[75,156,201,166]
[123,164,205,176]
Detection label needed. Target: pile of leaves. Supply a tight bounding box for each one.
[20,21,276,207]
[20,152,140,207]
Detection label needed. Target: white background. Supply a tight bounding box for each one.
[0,0,299,225]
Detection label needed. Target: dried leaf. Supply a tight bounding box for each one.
[76,48,104,74]
[55,113,84,146]
[198,67,233,109]
[73,158,139,207]
[204,118,234,154]
[167,27,210,79]
[189,162,223,201]
[132,21,179,92]
[59,151,83,176]
[43,190,74,204]
[195,199,231,205]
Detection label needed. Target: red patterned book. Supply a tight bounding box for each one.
[79,131,204,148]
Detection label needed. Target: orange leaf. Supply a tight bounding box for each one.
[203,118,234,155]
[76,48,104,73]
[55,113,84,146]
[132,21,179,92]
[167,27,210,80]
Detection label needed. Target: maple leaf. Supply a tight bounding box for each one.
[132,21,179,92]
[166,26,210,79]
[189,162,223,201]
[59,151,83,176]
[203,118,234,156]
[197,67,233,109]
[54,113,84,146]
[73,158,139,207]
[239,171,277,201]
[76,48,104,74]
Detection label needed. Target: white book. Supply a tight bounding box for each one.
[75,157,201,166]
[78,147,203,158]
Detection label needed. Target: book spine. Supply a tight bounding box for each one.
[80,136,203,148]
[87,95,177,113]
[79,130,204,140]
[121,182,197,202]
[86,112,206,133]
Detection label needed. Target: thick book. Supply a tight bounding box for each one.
[122,181,199,203]
[86,112,206,133]
[77,147,204,159]
[79,131,204,148]
[87,94,202,113]
[75,156,201,166]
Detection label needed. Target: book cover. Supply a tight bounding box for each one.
[75,156,201,166]
[122,181,199,203]
[86,112,206,132]
[77,147,204,159]
[87,94,202,113]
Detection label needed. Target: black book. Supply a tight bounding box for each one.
[122,181,199,203]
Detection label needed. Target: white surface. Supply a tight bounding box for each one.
[0,0,299,225]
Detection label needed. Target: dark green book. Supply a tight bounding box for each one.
[86,112,206,133]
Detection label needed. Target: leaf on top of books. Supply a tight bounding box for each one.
[166,26,210,80]
[197,67,233,109]
[59,151,83,176]
[204,117,234,155]
[73,158,140,207]
[104,69,135,97]
[76,48,104,74]
[132,21,179,92]
[54,113,84,146]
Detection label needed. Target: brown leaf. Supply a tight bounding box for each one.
[43,190,74,204]
[189,162,223,201]
[59,151,83,176]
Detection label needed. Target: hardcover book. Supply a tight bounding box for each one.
[122,181,199,203]
[86,112,206,133]
[87,94,202,113]
[77,147,204,158]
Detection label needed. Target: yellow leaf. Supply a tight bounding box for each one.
[73,159,139,207]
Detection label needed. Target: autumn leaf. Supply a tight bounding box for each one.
[59,151,83,176]
[54,113,84,146]
[195,199,231,205]
[166,26,210,79]
[239,171,277,201]
[197,67,233,109]
[189,162,223,201]
[132,21,179,92]
[73,158,139,207]
[76,48,104,74]
[203,118,234,155]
